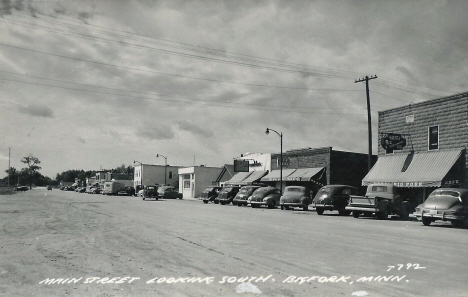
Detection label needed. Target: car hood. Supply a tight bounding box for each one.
[234,193,249,201]
[251,193,267,202]
[422,196,461,210]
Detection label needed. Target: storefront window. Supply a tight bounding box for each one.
[428,126,439,150]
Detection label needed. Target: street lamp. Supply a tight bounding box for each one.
[156,154,167,185]
[266,127,283,194]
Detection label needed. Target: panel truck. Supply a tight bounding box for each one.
[102,180,134,196]
[345,183,415,220]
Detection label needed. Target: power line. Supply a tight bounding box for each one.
[7,10,368,79]
[0,41,360,93]
[0,69,365,111]
[0,18,357,80]
[0,77,368,116]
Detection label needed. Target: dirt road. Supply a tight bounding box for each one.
[1,188,467,296]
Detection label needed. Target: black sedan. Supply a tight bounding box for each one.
[414,188,468,228]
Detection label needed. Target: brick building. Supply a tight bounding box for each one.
[262,147,374,195]
[363,91,468,203]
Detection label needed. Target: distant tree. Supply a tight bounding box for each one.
[21,155,42,189]
[4,167,18,187]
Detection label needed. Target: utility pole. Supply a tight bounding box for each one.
[355,75,377,172]
[8,147,10,189]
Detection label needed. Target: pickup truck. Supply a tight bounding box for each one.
[345,183,415,220]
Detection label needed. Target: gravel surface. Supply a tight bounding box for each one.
[1,188,467,297]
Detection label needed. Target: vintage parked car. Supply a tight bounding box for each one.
[346,183,416,220]
[16,186,29,191]
[142,186,159,201]
[157,186,183,199]
[201,186,222,204]
[313,185,359,215]
[280,186,311,211]
[414,188,468,228]
[233,185,261,206]
[117,186,135,196]
[217,186,241,205]
[47,185,53,191]
[89,187,101,194]
[250,186,282,209]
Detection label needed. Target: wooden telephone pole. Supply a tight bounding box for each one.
[355,75,377,172]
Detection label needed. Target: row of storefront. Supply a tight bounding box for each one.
[131,91,467,201]
[221,92,468,203]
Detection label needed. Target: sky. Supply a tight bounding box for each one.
[0,0,467,178]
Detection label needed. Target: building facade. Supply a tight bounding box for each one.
[266,147,374,195]
[363,91,468,203]
[179,166,231,198]
[134,164,181,190]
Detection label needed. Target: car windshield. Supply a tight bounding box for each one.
[431,190,460,198]
[371,186,387,192]
[317,187,332,194]
[255,188,270,193]
[287,187,303,192]
[240,187,256,193]
[204,188,214,192]
[220,187,233,193]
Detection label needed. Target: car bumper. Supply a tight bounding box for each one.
[345,206,378,213]
[282,202,307,207]
[314,203,335,210]
[233,199,248,203]
[250,201,267,206]
[414,211,465,221]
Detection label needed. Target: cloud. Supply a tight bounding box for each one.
[177,120,214,138]
[18,104,54,118]
[136,123,176,140]
[395,66,419,84]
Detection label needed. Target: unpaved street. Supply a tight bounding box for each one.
[1,188,468,297]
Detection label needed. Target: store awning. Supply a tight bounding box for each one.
[224,171,253,185]
[261,169,297,182]
[237,170,269,185]
[284,167,326,186]
[362,149,463,187]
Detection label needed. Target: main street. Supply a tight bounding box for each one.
[1,188,467,297]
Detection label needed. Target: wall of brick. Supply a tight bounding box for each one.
[271,147,373,190]
[378,92,468,187]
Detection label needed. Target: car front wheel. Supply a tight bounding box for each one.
[422,216,432,226]
[352,211,360,218]
[316,208,324,215]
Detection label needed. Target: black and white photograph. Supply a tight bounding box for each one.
[1,0,468,296]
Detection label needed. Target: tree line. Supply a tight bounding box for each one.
[2,155,134,189]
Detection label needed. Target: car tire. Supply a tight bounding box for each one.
[377,208,389,220]
[220,201,225,205]
[142,197,145,200]
[267,200,275,209]
[451,220,462,228]
[316,208,324,215]
[238,203,242,207]
[233,201,237,206]
[280,205,284,210]
[214,200,219,204]
[352,211,360,218]
[422,216,432,226]
[203,200,208,204]
[303,205,309,211]
[338,208,347,216]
